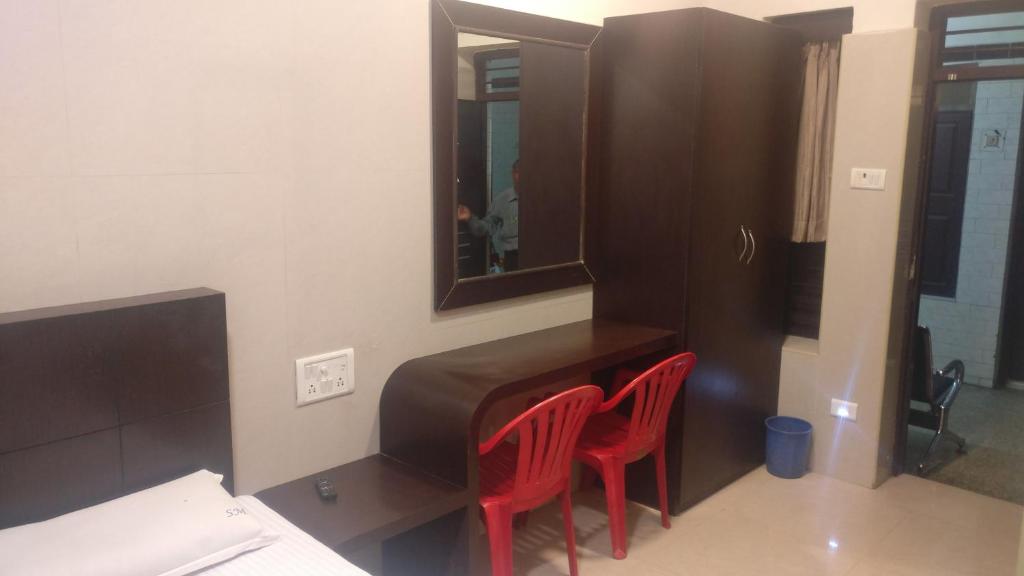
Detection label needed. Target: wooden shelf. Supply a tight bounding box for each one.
[255,454,469,555]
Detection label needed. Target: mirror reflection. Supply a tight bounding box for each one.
[455,33,586,278]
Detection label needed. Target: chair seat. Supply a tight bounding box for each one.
[481,441,566,510]
[910,374,954,412]
[575,412,633,459]
[476,386,602,576]
[479,441,519,502]
[570,352,697,560]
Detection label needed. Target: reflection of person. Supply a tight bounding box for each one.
[458,160,519,272]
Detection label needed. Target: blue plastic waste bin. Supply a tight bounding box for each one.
[765,416,812,479]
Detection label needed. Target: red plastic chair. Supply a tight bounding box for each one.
[478,385,604,576]
[573,352,697,559]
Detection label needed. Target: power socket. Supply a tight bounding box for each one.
[295,348,354,407]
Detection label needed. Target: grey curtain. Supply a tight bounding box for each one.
[792,40,841,243]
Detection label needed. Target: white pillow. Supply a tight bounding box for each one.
[0,469,278,576]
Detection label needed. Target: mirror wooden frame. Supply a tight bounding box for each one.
[432,0,601,311]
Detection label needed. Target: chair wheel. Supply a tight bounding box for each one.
[957,442,967,454]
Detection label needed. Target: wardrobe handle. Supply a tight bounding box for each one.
[745,228,756,265]
[736,225,750,263]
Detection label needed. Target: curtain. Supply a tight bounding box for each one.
[792,40,841,243]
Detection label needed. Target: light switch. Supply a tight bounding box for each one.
[850,168,886,191]
[295,348,355,407]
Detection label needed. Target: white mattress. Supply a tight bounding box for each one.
[196,495,370,576]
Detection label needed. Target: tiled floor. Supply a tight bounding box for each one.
[494,467,1023,576]
[906,384,1024,505]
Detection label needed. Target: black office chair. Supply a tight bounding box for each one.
[909,325,967,475]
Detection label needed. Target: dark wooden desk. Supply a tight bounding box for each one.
[379,319,677,574]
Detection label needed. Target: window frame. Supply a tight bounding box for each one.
[473,48,521,102]
[930,0,1024,82]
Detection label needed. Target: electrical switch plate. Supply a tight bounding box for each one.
[830,398,858,421]
[295,348,354,407]
[850,168,886,191]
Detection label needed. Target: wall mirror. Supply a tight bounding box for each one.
[432,0,600,310]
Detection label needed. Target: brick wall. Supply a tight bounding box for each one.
[919,79,1024,387]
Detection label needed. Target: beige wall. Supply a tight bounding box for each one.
[779,29,930,488]
[1,0,935,493]
[0,0,596,494]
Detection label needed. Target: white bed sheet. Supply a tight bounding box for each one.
[196,495,370,576]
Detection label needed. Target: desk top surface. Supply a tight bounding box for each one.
[389,319,677,404]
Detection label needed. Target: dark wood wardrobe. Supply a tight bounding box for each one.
[590,8,803,513]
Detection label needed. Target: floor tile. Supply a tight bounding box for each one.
[491,467,1023,576]
[904,385,1024,505]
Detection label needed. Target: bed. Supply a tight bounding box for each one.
[0,288,368,576]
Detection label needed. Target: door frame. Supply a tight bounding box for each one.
[892,0,1024,476]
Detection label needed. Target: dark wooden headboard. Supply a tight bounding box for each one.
[0,288,232,530]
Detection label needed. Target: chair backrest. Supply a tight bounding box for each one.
[911,325,937,404]
[617,353,696,455]
[479,385,602,502]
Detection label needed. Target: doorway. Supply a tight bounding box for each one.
[908,78,1024,503]
[917,80,1024,390]
[898,1,1024,504]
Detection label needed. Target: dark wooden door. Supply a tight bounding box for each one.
[457,100,486,277]
[920,110,973,297]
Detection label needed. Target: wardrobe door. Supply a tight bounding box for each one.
[679,12,802,510]
[591,11,704,330]
[731,16,802,477]
[680,181,759,509]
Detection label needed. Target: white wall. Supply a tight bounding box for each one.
[1,0,937,493]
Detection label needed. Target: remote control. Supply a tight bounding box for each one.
[315,477,337,501]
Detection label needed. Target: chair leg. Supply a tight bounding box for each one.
[918,428,968,475]
[559,488,580,576]
[655,443,671,529]
[482,503,514,576]
[917,430,943,475]
[601,458,629,560]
